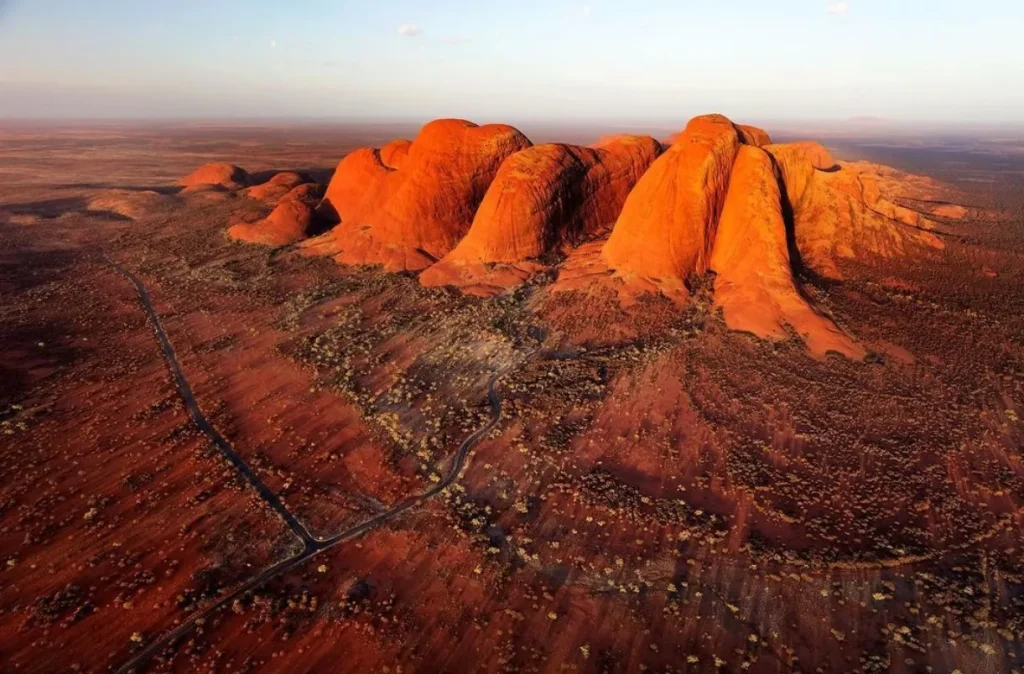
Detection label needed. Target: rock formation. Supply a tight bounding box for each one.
[924,203,968,220]
[380,139,412,170]
[709,146,864,358]
[179,163,251,190]
[228,183,324,246]
[292,113,966,358]
[763,141,837,210]
[737,124,772,147]
[419,135,661,295]
[765,144,944,278]
[316,149,393,225]
[245,171,310,201]
[305,119,531,271]
[601,114,741,296]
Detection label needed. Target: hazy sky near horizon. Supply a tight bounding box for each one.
[1,0,1022,126]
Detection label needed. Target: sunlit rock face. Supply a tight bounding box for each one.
[306,118,532,272]
[227,183,323,246]
[275,113,966,357]
[710,145,863,358]
[419,135,661,295]
[180,163,251,190]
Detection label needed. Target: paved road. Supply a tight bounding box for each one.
[105,254,514,673]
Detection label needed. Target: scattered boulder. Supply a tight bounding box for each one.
[179,163,251,190]
[710,146,864,358]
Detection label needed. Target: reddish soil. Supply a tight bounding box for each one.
[1,123,1023,674]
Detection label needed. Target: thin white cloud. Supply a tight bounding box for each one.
[397,23,422,37]
[827,2,849,14]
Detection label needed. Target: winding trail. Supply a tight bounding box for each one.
[105,254,514,673]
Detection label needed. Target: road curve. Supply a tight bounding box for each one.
[106,254,515,673]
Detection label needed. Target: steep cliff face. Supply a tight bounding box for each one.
[317,148,393,226]
[764,141,837,211]
[737,124,772,147]
[306,119,532,271]
[601,114,741,292]
[380,139,412,169]
[286,114,967,358]
[710,146,864,358]
[419,135,661,295]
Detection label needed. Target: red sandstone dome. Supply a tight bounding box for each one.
[419,135,662,295]
[179,163,251,190]
[245,171,310,201]
[293,113,965,357]
[380,139,412,170]
[709,145,864,358]
[317,148,393,225]
[737,124,772,147]
[228,183,323,246]
[304,118,532,271]
[601,114,741,296]
[664,122,769,148]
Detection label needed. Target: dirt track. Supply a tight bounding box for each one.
[106,254,520,673]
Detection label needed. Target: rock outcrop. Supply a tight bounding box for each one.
[737,124,772,147]
[709,146,864,358]
[87,190,176,221]
[601,114,741,296]
[764,142,837,209]
[924,203,968,220]
[380,139,412,170]
[305,119,532,271]
[765,144,944,278]
[291,113,967,358]
[419,135,661,294]
[179,163,251,190]
[317,148,394,225]
[228,183,324,246]
[245,171,310,201]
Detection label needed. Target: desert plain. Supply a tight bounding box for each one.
[1,118,1023,674]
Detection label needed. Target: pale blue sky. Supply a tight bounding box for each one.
[1,0,1021,125]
